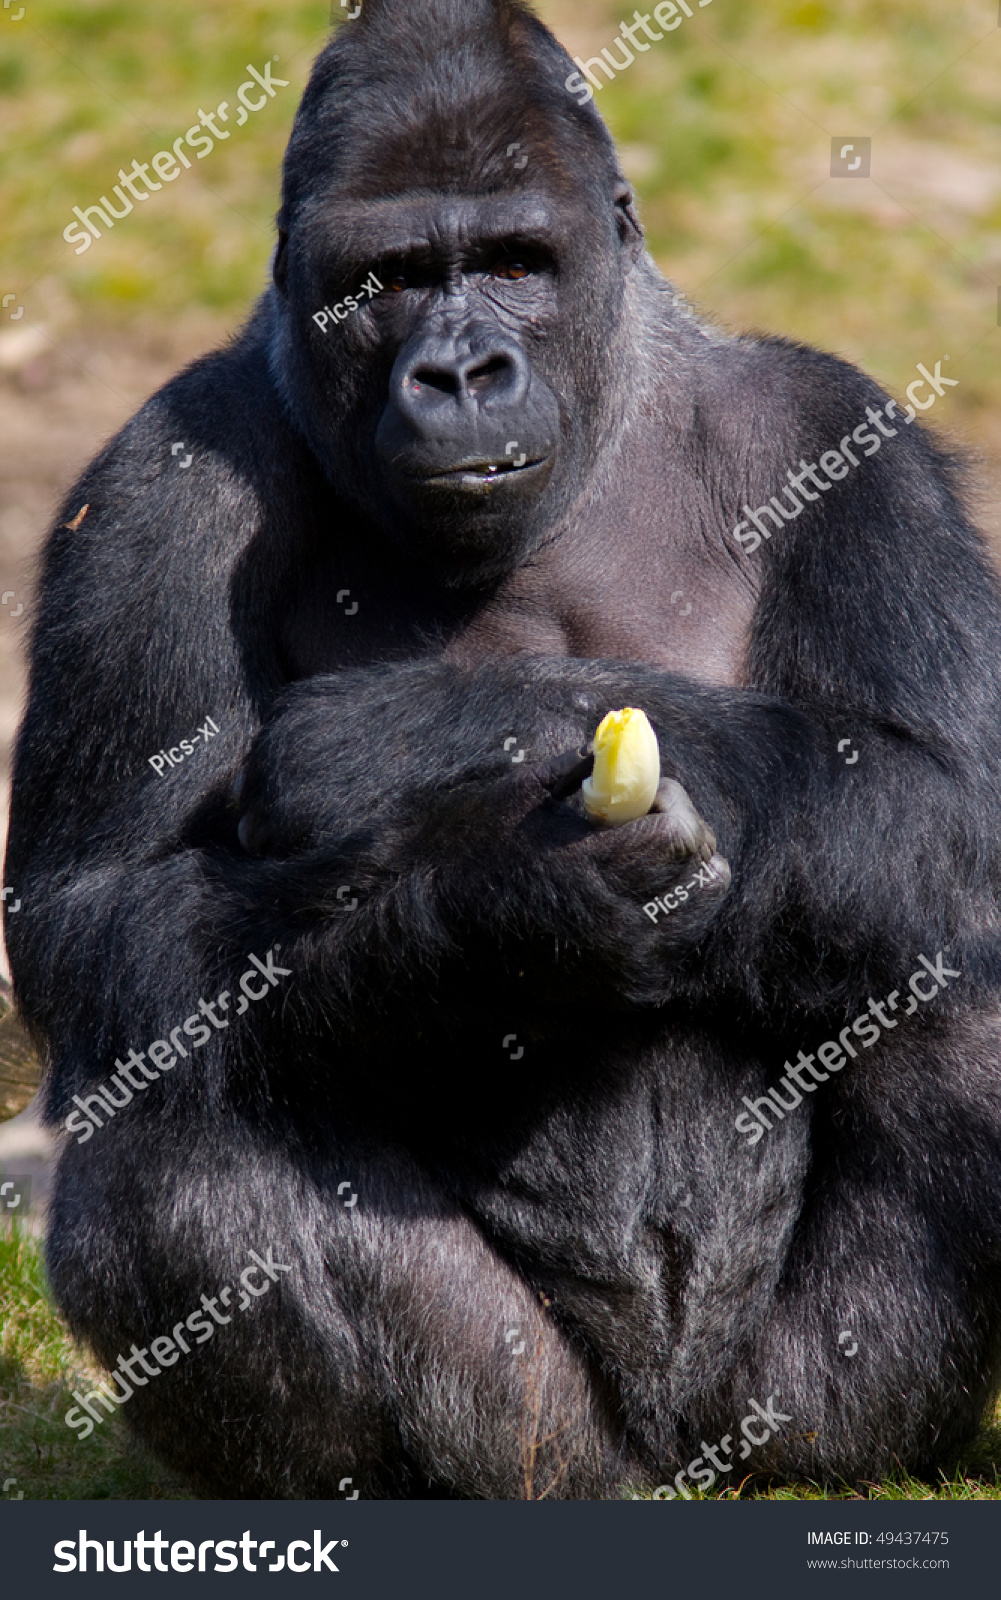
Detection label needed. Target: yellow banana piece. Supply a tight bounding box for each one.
[581,707,661,825]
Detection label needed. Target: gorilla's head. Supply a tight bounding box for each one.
[268,0,644,587]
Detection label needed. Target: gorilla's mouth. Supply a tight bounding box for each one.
[408,455,551,491]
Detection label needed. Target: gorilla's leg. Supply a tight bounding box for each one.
[48,1109,628,1499]
[719,1012,1001,1483]
[452,1012,1001,1490]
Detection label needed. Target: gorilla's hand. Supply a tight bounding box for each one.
[537,756,731,972]
[529,753,726,891]
[571,776,731,926]
[394,750,732,1007]
[232,669,732,1009]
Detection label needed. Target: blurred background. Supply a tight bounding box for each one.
[0,0,1000,1496]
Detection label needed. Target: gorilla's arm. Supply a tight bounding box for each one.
[685,340,1001,1017]
[3,338,295,1098]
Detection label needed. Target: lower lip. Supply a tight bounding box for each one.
[413,460,548,491]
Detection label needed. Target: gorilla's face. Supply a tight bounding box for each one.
[369,195,564,554]
[273,173,637,587]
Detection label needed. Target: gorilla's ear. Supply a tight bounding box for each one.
[273,229,289,297]
[613,181,644,260]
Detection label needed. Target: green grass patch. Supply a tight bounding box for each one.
[622,1415,1001,1502]
[0,1218,191,1500]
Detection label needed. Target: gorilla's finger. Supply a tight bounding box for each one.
[646,778,717,861]
[703,852,732,892]
[535,746,594,801]
[574,777,718,868]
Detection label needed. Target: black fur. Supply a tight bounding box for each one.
[8,0,1001,1498]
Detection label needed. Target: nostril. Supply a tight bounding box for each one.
[410,367,461,396]
[466,355,511,392]
[403,351,518,402]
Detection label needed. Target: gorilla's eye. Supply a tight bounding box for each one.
[388,273,408,293]
[493,260,530,281]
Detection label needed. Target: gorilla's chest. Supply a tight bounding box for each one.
[289,494,755,688]
[444,525,755,686]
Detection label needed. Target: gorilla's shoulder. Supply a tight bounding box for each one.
[40,305,322,600]
[700,330,896,422]
[687,326,960,481]
[110,314,292,463]
[62,297,303,502]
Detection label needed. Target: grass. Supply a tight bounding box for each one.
[622,1414,1001,1503]
[627,1455,1001,1504]
[0,1,330,320]
[2,0,1000,450]
[552,0,1001,461]
[2,1213,1000,1501]
[0,1217,191,1499]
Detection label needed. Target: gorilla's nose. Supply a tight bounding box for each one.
[393,332,530,431]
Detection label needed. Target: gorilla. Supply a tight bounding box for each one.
[8,0,1001,1500]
